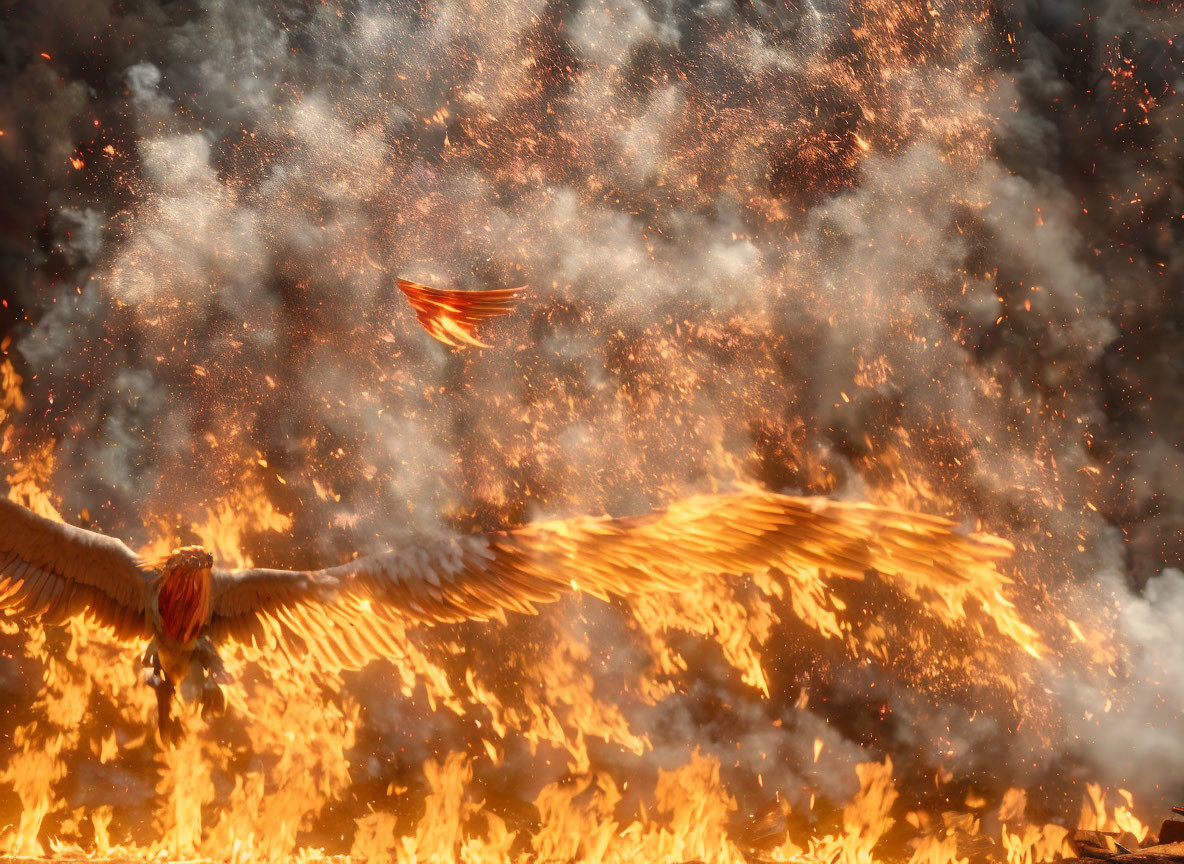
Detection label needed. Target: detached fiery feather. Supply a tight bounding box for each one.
[397,279,523,347]
[0,487,1023,743]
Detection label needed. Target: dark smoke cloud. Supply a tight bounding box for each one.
[0,0,1181,854]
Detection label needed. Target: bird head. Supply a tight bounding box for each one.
[150,546,214,579]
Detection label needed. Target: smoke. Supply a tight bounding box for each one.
[0,0,1181,854]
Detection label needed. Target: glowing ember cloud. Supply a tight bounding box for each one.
[0,0,1180,861]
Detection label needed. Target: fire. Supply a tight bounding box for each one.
[0,425,1154,862]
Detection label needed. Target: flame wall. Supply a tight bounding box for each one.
[0,0,1180,860]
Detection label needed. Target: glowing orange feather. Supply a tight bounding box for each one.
[396,279,523,347]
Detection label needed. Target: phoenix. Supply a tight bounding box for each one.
[0,487,1013,743]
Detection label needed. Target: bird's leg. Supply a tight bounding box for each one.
[142,639,182,744]
[195,636,227,718]
[142,641,163,688]
[151,669,182,744]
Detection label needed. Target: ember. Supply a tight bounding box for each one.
[0,0,1180,861]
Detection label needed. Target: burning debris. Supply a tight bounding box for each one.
[0,0,1180,860]
[1065,804,1184,863]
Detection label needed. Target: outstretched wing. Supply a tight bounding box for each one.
[207,488,1015,671]
[397,279,521,347]
[0,497,152,640]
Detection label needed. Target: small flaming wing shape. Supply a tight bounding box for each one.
[0,488,1018,742]
[397,279,522,347]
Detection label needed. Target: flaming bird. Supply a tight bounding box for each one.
[0,488,1013,742]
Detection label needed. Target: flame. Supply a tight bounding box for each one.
[1079,784,1150,847]
[0,439,1146,862]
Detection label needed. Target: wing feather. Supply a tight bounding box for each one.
[30,567,62,615]
[0,497,152,640]
[207,488,1015,671]
[397,279,522,347]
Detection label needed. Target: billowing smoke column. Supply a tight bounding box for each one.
[0,0,1180,858]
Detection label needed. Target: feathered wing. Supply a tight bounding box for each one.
[397,279,521,347]
[0,497,152,640]
[207,488,1015,671]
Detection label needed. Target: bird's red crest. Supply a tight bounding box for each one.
[155,546,213,644]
